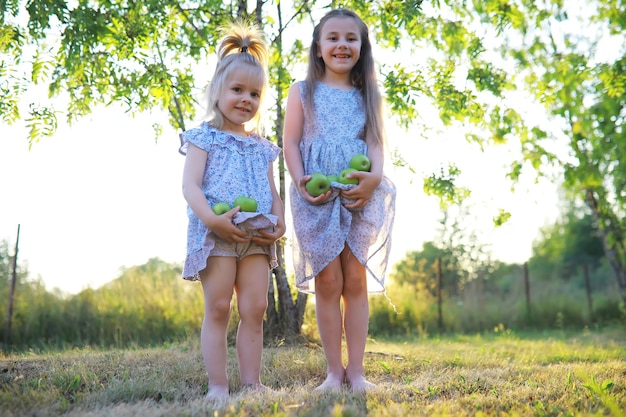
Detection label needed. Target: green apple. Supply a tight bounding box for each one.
[212,201,232,215]
[233,195,258,212]
[305,172,331,197]
[349,153,371,171]
[326,175,339,183]
[338,168,359,185]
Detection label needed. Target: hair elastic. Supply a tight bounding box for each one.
[241,46,248,53]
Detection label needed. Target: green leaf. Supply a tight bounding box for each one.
[493,209,512,227]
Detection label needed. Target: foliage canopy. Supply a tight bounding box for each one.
[2,0,625,331]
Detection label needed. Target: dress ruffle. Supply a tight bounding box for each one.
[233,212,278,234]
[180,122,276,159]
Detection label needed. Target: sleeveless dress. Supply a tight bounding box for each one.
[289,81,396,294]
[180,122,281,281]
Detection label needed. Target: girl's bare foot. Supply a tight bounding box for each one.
[347,375,376,392]
[241,383,273,393]
[205,385,230,401]
[315,372,344,392]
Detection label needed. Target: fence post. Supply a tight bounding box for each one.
[523,262,531,319]
[476,276,483,332]
[437,257,443,332]
[582,263,593,319]
[5,224,20,348]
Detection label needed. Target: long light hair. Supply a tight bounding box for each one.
[305,9,385,147]
[203,21,269,135]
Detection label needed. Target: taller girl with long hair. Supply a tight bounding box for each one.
[284,9,396,391]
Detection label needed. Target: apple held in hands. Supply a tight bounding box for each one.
[306,172,331,197]
[349,153,371,172]
[212,202,232,215]
[338,168,359,185]
[233,196,258,212]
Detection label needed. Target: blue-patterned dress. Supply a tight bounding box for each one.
[180,123,281,280]
[289,81,396,294]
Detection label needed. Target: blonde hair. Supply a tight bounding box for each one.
[203,21,269,135]
[305,9,385,147]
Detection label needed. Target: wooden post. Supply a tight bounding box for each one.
[476,276,483,332]
[437,257,443,332]
[582,263,593,318]
[523,262,531,319]
[5,224,20,347]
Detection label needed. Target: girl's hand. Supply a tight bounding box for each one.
[206,206,251,243]
[252,217,286,245]
[341,170,381,209]
[298,175,332,205]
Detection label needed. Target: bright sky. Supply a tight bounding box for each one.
[0,99,561,294]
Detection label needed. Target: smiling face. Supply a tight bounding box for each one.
[217,64,263,135]
[316,16,362,80]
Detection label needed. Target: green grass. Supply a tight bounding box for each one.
[1,327,625,416]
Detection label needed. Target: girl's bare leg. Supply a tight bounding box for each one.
[235,254,271,388]
[314,256,346,390]
[341,246,375,391]
[200,257,237,400]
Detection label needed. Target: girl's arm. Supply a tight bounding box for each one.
[341,132,383,209]
[283,83,305,184]
[283,83,332,204]
[182,143,249,242]
[252,162,286,245]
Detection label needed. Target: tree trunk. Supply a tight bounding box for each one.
[262,0,308,341]
[585,189,626,306]
[265,240,308,340]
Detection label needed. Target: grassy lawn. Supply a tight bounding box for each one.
[1,326,625,416]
